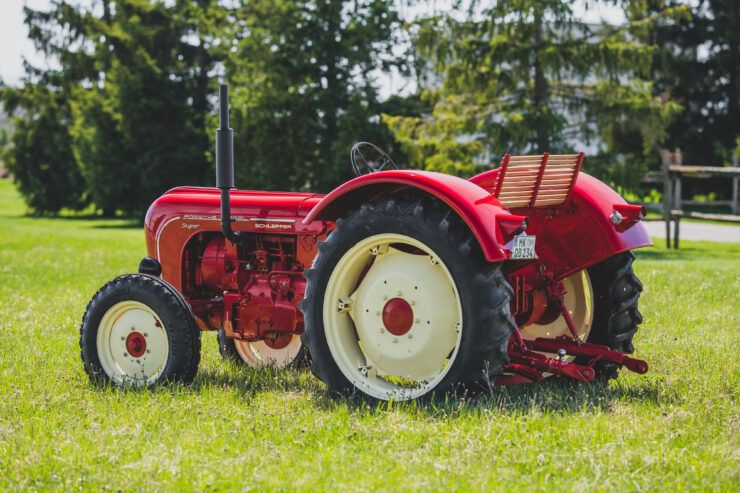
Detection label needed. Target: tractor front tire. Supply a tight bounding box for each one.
[300,196,516,401]
[217,330,309,368]
[80,274,201,386]
[585,251,644,381]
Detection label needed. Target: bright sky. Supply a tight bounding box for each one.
[0,1,626,89]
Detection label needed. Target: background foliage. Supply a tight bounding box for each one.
[1,0,738,215]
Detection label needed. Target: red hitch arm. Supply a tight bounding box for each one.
[524,337,649,374]
[508,350,596,382]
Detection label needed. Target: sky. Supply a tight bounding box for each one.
[0,1,52,86]
[1,1,626,91]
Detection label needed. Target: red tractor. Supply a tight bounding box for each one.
[80,86,650,400]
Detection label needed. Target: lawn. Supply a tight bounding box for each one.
[0,179,738,491]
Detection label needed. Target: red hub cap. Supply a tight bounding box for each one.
[382,298,414,336]
[126,332,147,358]
[264,332,293,350]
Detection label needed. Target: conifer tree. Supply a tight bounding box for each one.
[384,0,682,188]
[225,0,405,192]
[635,0,740,165]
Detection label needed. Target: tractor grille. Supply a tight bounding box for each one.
[493,152,584,208]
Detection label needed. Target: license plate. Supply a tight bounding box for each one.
[511,235,536,259]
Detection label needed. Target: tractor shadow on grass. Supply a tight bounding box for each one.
[466,378,670,415]
[305,377,672,418]
[101,363,671,417]
[185,364,322,400]
[83,364,317,403]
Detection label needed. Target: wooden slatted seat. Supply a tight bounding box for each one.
[493,152,584,208]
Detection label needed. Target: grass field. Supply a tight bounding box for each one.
[0,179,738,491]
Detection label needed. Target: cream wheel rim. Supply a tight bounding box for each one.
[234,336,303,367]
[520,270,594,361]
[323,233,463,401]
[96,301,169,385]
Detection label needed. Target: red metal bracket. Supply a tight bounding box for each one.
[493,154,511,198]
[525,337,649,374]
[564,151,584,204]
[529,153,550,207]
[497,334,649,386]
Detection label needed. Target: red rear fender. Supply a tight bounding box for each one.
[469,169,652,277]
[303,170,512,262]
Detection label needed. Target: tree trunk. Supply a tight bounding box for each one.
[533,11,549,151]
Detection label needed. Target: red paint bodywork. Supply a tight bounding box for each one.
[470,169,652,278]
[145,187,328,291]
[143,167,651,383]
[303,170,512,261]
[144,187,330,342]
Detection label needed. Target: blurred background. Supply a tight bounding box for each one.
[1,0,738,219]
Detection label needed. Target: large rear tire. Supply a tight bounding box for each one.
[585,251,643,380]
[217,330,309,368]
[80,274,201,386]
[300,196,516,401]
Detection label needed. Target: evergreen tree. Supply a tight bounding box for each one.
[69,0,216,216]
[10,0,221,217]
[225,0,405,192]
[384,0,681,189]
[635,0,740,165]
[2,76,88,213]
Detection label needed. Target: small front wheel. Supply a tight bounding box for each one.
[80,274,201,386]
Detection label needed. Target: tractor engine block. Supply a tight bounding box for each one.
[189,233,307,344]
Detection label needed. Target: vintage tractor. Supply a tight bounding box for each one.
[80,85,651,400]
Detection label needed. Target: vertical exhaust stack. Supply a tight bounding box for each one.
[216,84,243,245]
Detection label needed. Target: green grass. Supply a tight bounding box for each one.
[0,179,738,491]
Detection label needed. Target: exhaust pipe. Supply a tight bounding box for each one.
[216,84,244,245]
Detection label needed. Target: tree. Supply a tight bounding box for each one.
[634,0,740,166]
[68,0,216,216]
[384,0,681,190]
[225,0,405,193]
[12,0,222,217]
[2,78,88,213]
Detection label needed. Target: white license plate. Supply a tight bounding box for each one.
[511,235,536,259]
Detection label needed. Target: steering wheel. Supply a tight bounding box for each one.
[350,142,399,176]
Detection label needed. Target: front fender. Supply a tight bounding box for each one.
[303,170,512,262]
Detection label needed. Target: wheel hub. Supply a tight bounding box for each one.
[125,332,147,357]
[263,332,293,349]
[343,242,461,381]
[96,300,169,385]
[382,298,413,336]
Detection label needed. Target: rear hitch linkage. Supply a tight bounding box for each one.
[498,336,649,385]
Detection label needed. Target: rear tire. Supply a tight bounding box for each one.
[300,196,516,401]
[217,330,309,368]
[585,251,643,381]
[80,274,201,386]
